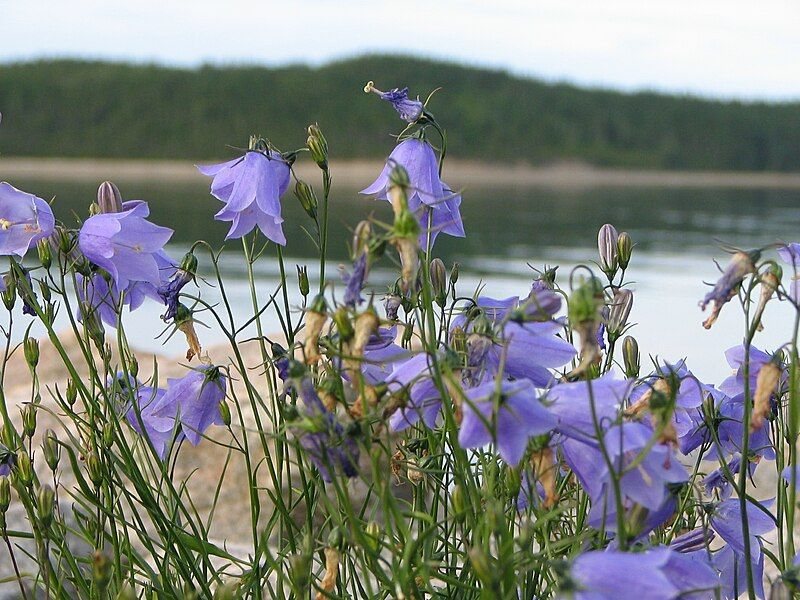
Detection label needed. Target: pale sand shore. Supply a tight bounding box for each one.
[3,157,800,189]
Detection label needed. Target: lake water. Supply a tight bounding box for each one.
[8,175,800,383]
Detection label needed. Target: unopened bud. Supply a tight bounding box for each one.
[294,180,318,219]
[24,336,39,369]
[430,258,447,307]
[37,238,52,269]
[451,484,465,522]
[306,123,328,170]
[219,401,232,427]
[102,423,114,449]
[468,547,493,587]
[450,262,460,285]
[568,277,603,325]
[607,289,634,338]
[13,451,33,487]
[0,477,10,513]
[87,452,103,486]
[43,429,60,471]
[297,265,310,297]
[598,223,619,276]
[179,251,198,276]
[21,403,37,438]
[97,181,123,214]
[66,378,78,407]
[352,220,372,258]
[2,277,15,310]
[622,336,640,378]
[617,231,633,269]
[332,307,354,342]
[37,484,55,528]
[365,521,381,552]
[327,526,345,551]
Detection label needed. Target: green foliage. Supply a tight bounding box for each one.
[2,55,800,170]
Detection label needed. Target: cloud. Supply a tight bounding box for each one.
[2,0,798,100]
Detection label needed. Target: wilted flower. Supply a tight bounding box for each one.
[702,454,756,500]
[364,81,424,123]
[458,379,556,466]
[0,182,55,258]
[197,148,290,244]
[151,365,226,446]
[360,139,464,248]
[700,250,760,329]
[78,200,173,291]
[158,251,197,322]
[340,252,368,308]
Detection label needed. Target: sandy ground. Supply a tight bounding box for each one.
[3,157,800,189]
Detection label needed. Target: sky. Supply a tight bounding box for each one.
[1,0,799,100]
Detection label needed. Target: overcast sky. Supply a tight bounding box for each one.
[2,0,798,100]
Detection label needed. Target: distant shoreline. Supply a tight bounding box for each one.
[3,157,800,189]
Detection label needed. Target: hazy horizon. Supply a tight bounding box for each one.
[2,0,799,102]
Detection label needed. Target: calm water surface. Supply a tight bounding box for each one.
[9,176,800,382]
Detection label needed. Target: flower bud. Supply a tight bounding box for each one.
[389,164,411,191]
[568,277,603,325]
[607,289,634,338]
[37,484,55,528]
[66,378,78,407]
[219,401,232,427]
[430,258,447,307]
[0,477,10,513]
[21,403,37,438]
[332,307,354,342]
[24,336,39,369]
[306,123,328,170]
[97,181,123,214]
[365,521,381,552]
[468,546,493,587]
[80,301,106,350]
[402,320,415,345]
[2,276,15,311]
[102,423,114,449]
[327,525,345,551]
[352,220,372,258]
[622,336,640,378]
[294,180,317,219]
[37,238,52,269]
[179,251,198,276]
[451,484,465,522]
[13,451,33,488]
[38,279,51,303]
[87,452,103,486]
[296,265,309,298]
[43,429,60,471]
[598,223,619,276]
[617,231,633,270]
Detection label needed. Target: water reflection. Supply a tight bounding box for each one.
[9,176,800,381]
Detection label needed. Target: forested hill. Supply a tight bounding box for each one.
[1,55,799,171]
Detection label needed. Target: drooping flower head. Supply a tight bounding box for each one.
[78,200,173,291]
[151,365,227,446]
[0,182,55,258]
[198,147,290,244]
[361,138,464,248]
[288,374,360,482]
[458,379,556,465]
[158,251,198,322]
[364,81,424,123]
[700,249,760,329]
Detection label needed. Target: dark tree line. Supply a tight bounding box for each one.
[1,55,799,171]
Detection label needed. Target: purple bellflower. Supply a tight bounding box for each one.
[595,422,687,513]
[0,182,55,258]
[125,384,182,459]
[384,352,443,432]
[365,82,425,123]
[455,295,576,388]
[290,376,359,482]
[340,252,368,307]
[360,138,464,248]
[710,497,776,599]
[700,250,759,329]
[151,365,226,446]
[78,200,173,291]
[198,149,290,244]
[458,379,556,466]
